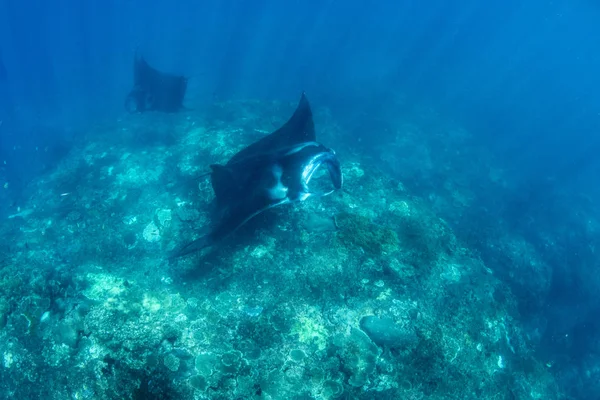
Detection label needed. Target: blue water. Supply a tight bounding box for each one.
[1,0,600,398]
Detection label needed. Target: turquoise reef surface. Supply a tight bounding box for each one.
[0,99,560,399]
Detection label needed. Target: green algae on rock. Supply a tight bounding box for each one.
[335,212,399,255]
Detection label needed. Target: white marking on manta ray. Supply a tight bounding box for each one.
[284,142,320,156]
[302,154,323,184]
[267,164,289,200]
[300,152,338,198]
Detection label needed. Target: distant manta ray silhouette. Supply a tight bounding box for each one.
[171,92,343,259]
[125,53,188,113]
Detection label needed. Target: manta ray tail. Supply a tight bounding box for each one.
[168,234,213,259]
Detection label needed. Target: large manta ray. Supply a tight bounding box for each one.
[173,93,343,258]
[125,53,187,113]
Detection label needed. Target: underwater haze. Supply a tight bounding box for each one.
[1,0,599,398]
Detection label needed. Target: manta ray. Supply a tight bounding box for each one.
[125,53,187,113]
[172,93,343,258]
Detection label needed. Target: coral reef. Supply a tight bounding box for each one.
[0,99,562,399]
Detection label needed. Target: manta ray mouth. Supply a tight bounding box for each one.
[300,150,343,199]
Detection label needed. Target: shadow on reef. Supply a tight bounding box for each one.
[175,209,283,282]
[132,369,181,400]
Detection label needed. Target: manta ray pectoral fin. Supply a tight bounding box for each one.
[283,92,316,143]
[226,93,316,164]
[210,164,238,202]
